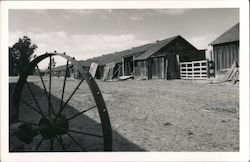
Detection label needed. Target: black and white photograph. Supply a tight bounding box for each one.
[1,0,249,162]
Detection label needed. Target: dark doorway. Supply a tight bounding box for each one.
[166,55,180,79]
[123,56,134,76]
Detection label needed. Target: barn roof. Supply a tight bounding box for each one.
[210,23,239,45]
[81,35,196,64]
[134,36,180,61]
[81,52,121,66]
[81,43,153,66]
[124,43,153,57]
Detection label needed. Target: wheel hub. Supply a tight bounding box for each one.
[39,115,69,139]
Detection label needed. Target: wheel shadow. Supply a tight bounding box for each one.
[9,81,145,152]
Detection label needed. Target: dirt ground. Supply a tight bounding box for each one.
[10,76,239,152]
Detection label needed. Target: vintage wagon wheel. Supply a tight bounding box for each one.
[11,52,112,151]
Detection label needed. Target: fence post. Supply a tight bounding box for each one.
[122,58,125,76]
[192,61,194,80]
[206,59,210,78]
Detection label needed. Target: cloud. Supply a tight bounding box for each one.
[186,34,218,49]
[154,9,189,15]
[9,31,149,68]
[66,9,95,16]
[129,16,143,21]
[20,9,48,14]
[119,10,144,21]
[63,9,121,21]
[20,9,51,18]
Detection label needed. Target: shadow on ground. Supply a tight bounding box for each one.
[9,82,144,152]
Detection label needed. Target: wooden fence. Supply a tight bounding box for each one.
[179,60,209,80]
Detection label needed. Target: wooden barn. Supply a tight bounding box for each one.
[49,35,206,80]
[210,23,239,74]
[87,35,205,80]
[81,52,124,80]
[132,35,205,80]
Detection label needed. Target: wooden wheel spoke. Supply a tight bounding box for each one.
[66,132,86,151]
[59,78,85,114]
[55,135,65,151]
[25,82,45,116]
[36,65,55,116]
[18,119,39,126]
[48,56,56,117]
[36,65,47,94]
[67,105,96,121]
[36,137,44,150]
[49,137,54,150]
[59,61,69,112]
[67,129,103,138]
[20,99,43,116]
[58,128,103,139]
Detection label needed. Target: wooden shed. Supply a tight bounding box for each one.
[81,52,123,80]
[50,35,205,81]
[210,23,239,74]
[132,35,205,80]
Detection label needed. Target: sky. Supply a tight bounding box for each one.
[9,9,239,68]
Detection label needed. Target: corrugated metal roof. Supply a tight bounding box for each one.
[210,23,239,45]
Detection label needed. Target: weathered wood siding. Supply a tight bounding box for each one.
[179,50,206,62]
[134,55,180,80]
[166,54,180,79]
[132,36,203,80]
[213,42,239,72]
[134,60,148,80]
[96,66,104,79]
[152,57,164,79]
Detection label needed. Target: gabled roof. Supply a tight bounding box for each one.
[210,23,239,45]
[134,35,179,61]
[80,53,115,66]
[81,43,153,66]
[124,43,153,57]
[76,35,197,67]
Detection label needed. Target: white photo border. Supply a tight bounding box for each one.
[1,1,249,162]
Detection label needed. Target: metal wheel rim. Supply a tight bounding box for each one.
[11,52,112,151]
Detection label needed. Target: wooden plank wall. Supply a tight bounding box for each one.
[152,57,164,79]
[214,42,239,71]
[167,54,180,79]
[134,60,148,80]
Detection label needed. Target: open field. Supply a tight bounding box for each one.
[10,77,239,151]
